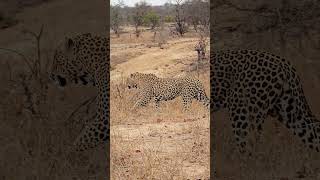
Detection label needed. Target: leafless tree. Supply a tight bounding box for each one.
[185,0,210,33]
[194,34,208,77]
[173,0,188,36]
[132,1,150,37]
[111,0,124,37]
[158,18,168,49]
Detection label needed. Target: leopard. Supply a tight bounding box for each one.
[211,49,320,154]
[51,44,96,87]
[126,72,210,111]
[50,33,109,152]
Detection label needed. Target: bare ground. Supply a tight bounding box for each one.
[110,28,210,179]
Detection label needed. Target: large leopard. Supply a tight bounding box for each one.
[50,33,109,152]
[211,49,320,154]
[127,72,210,110]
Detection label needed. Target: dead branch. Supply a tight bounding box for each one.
[19,74,37,115]
[116,84,123,98]
[0,48,34,74]
[64,96,97,126]
[22,24,44,78]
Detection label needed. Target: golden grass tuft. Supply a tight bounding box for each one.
[110,72,210,179]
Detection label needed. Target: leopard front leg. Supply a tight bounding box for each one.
[229,110,252,155]
[132,88,153,111]
[73,118,109,152]
[154,96,162,109]
[182,94,193,112]
[227,89,254,155]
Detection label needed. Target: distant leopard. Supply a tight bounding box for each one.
[50,33,109,152]
[212,49,320,154]
[127,72,210,111]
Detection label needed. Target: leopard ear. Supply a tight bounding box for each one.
[65,37,74,50]
[130,72,138,77]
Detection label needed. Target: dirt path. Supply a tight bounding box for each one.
[110,38,200,80]
[110,36,210,179]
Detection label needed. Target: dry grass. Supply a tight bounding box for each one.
[212,1,320,179]
[213,112,320,180]
[110,73,210,179]
[0,0,108,179]
[110,27,210,179]
[0,51,108,180]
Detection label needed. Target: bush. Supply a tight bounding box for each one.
[143,12,160,29]
[164,15,174,23]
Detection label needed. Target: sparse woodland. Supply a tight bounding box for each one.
[110,0,210,179]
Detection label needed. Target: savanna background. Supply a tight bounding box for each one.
[0,0,109,179]
[110,0,210,179]
[212,0,320,179]
[0,0,211,179]
[2,0,319,179]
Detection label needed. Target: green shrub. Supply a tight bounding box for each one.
[164,15,174,23]
[143,11,160,29]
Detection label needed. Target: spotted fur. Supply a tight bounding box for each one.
[50,33,109,152]
[211,49,320,153]
[127,72,210,110]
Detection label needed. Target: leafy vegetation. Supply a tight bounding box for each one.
[143,11,160,29]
